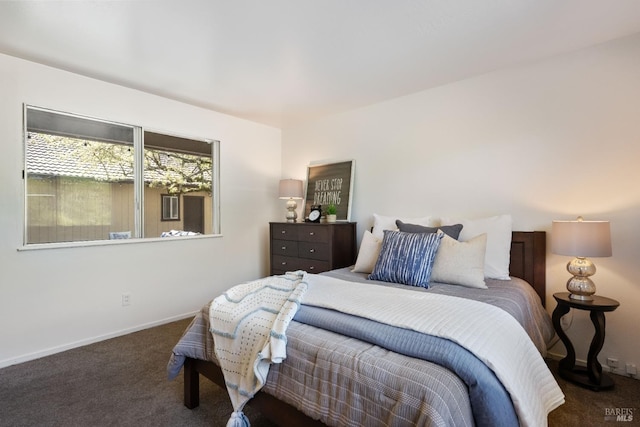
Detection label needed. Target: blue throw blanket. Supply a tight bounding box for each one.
[293,305,519,427]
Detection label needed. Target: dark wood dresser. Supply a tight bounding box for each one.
[270,222,357,275]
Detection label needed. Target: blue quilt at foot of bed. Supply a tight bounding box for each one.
[293,305,519,427]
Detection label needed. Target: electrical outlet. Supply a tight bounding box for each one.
[607,357,619,369]
[626,363,637,376]
[121,293,131,306]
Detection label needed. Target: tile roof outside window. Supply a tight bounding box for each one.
[27,133,212,191]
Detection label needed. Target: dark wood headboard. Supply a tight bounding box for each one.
[510,231,546,307]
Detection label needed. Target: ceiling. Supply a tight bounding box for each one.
[1,1,640,129]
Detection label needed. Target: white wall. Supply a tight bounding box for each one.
[282,34,640,376]
[0,53,282,367]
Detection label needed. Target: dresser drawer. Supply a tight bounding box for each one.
[271,239,299,257]
[297,225,329,243]
[298,241,329,261]
[272,254,329,273]
[296,258,330,273]
[272,255,300,272]
[271,223,298,241]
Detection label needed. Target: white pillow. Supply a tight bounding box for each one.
[431,232,487,289]
[351,230,382,274]
[441,214,512,280]
[371,213,438,240]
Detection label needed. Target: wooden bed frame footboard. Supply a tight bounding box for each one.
[184,231,546,426]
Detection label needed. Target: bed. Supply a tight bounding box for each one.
[168,229,562,427]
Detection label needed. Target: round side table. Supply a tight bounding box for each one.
[552,292,619,391]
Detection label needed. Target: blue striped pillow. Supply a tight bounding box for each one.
[368,230,443,288]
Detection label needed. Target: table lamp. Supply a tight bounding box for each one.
[551,216,612,301]
[278,179,303,223]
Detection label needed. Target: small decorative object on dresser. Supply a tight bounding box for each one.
[306,205,322,223]
[325,203,337,223]
[551,216,612,301]
[278,179,303,223]
[270,222,357,275]
[552,292,619,390]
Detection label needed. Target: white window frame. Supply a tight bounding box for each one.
[22,104,221,248]
[162,195,180,221]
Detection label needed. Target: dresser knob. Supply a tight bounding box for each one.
[309,249,315,253]
[281,261,287,266]
[309,232,315,236]
[281,246,287,250]
[309,266,315,270]
[281,230,286,234]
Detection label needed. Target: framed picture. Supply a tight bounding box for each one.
[304,160,355,221]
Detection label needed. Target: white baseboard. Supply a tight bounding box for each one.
[0,311,197,369]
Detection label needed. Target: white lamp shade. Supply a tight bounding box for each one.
[552,219,612,258]
[278,179,303,199]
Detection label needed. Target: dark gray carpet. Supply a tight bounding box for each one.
[0,318,274,427]
[0,318,638,426]
[547,359,640,426]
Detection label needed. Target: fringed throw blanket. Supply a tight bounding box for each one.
[209,271,308,427]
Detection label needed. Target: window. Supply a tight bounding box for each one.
[162,195,180,221]
[24,105,220,245]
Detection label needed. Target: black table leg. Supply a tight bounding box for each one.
[553,306,615,390]
[587,311,607,385]
[552,303,574,371]
[552,292,618,391]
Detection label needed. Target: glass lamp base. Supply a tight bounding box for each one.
[285,198,298,223]
[566,257,596,301]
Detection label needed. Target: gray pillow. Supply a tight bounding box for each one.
[395,220,463,240]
